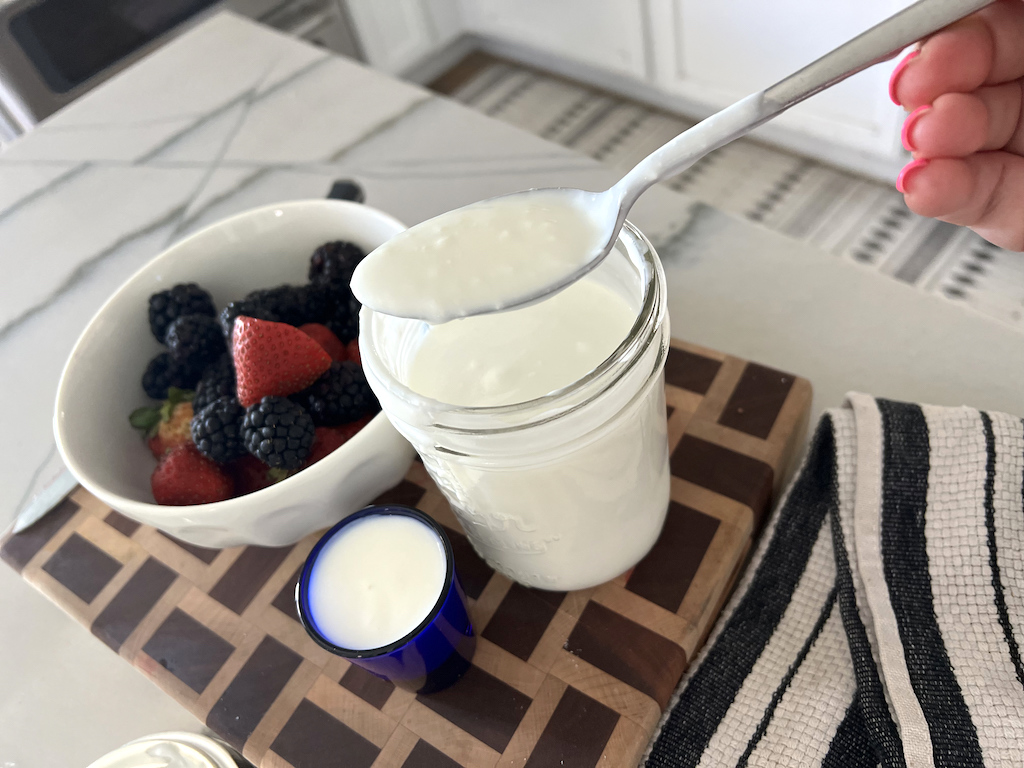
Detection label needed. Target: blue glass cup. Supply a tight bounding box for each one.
[296,505,475,693]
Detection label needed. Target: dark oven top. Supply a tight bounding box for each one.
[9,0,220,93]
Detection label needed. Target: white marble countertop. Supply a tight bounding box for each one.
[2,12,1023,767]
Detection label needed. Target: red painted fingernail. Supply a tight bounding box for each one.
[896,158,929,194]
[901,105,931,152]
[889,49,920,105]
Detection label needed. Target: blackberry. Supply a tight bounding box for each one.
[141,352,202,400]
[244,284,327,326]
[324,293,362,343]
[219,299,279,339]
[166,315,225,368]
[296,361,378,426]
[148,283,216,342]
[298,284,332,324]
[191,397,247,463]
[242,397,315,469]
[326,179,365,203]
[309,241,365,288]
[193,354,236,411]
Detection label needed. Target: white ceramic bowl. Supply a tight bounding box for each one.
[54,200,416,548]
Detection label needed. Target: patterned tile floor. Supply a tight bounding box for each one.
[429,53,1024,332]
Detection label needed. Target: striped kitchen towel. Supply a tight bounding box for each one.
[646,394,1024,768]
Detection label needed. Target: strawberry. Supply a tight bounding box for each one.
[305,428,342,467]
[151,443,233,505]
[305,417,372,467]
[226,454,292,497]
[346,339,361,366]
[299,323,347,362]
[151,401,193,457]
[232,316,331,407]
[335,415,371,442]
[130,388,194,458]
[146,435,163,458]
[227,454,273,496]
[305,426,349,466]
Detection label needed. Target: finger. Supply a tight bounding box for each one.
[898,153,1024,251]
[903,83,1024,157]
[892,0,1024,110]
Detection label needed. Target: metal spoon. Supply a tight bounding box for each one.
[354,0,994,323]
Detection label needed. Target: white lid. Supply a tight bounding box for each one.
[86,732,237,768]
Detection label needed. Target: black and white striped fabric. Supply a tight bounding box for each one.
[646,394,1024,768]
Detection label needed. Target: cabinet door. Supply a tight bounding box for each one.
[461,0,648,80]
[648,0,914,159]
[345,0,461,74]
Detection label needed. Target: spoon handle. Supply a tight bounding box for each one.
[764,0,992,108]
[613,0,996,209]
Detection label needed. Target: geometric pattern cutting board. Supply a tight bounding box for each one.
[2,338,811,768]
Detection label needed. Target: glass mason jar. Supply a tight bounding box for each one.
[359,220,671,591]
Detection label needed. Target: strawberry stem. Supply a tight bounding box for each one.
[129,406,162,437]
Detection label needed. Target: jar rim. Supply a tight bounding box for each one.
[359,220,666,434]
[295,505,456,658]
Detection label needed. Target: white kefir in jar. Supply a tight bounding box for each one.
[405,279,635,408]
[355,208,670,590]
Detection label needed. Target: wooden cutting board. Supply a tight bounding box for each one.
[2,337,810,768]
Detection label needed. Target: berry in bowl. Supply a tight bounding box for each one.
[54,200,416,548]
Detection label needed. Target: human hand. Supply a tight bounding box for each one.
[889,0,1024,250]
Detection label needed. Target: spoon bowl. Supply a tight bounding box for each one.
[350,186,619,323]
[353,0,995,323]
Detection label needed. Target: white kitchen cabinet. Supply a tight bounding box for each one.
[646,0,914,173]
[457,0,648,81]
[343,0,917,178]
[344,0,462,74]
